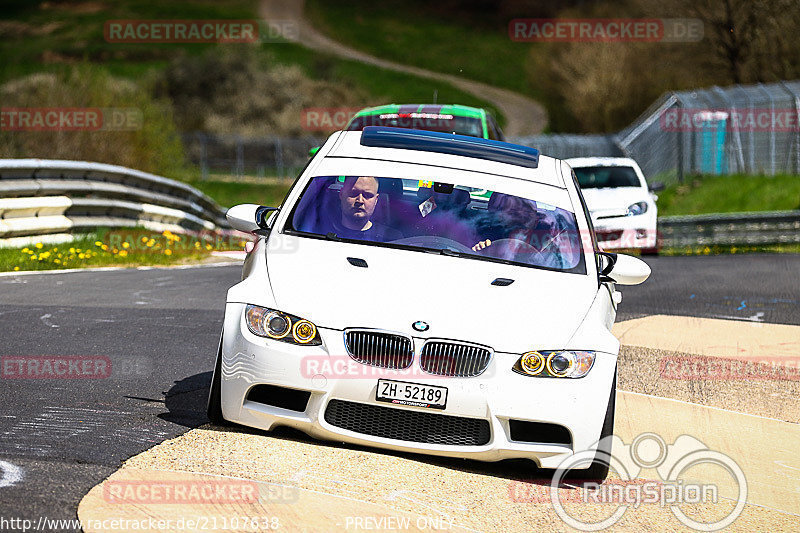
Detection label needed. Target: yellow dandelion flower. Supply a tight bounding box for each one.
[164,249,173,256]
[54,259,61,264]
[13,266,20,271]
[122,242,130,249]
[119,250,128,257]
[95,241,103,247]
[205,244,212,250]
[78,253,85,259]
[69,248,75,254]
[146,239,155,247]
[101,245,108,251]
[22,248,30,253]
[35,243,43,249]
[29,256,36,261]
[141,236,148,243]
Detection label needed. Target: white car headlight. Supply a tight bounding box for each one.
[515,350,595,378]
[245,304,321,345]
[626,202,648,216]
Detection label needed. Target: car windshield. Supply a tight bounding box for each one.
[346,113,484,138]
[287,176,586,274]
[573,166,640,189]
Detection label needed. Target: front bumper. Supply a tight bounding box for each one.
[219,303,617,469]
[593,212,658,250]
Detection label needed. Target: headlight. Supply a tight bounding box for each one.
[514,350,595,378]
[626,202,648,216]
[245,304,321,345]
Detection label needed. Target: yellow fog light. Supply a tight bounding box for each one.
[292,320,317,344]
[520,351,545,375]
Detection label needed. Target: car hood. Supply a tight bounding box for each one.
[265,235,597,353]
[582,187,649,215]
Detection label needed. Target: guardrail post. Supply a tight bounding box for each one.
[779,81,800,174]
[757,85,776,175]
[199,132,208,181]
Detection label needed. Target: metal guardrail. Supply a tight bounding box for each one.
[658,211,800,248]
[0,159,229,246]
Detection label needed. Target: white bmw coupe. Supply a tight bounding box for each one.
[209,127,650,479]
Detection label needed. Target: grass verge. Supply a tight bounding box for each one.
[0,227,248,272]
[187,179,293,208]
[656,174,800,217]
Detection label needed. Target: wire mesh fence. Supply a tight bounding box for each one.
[512,80,800,184]
[181,80,800,184]
[182,132,323,180]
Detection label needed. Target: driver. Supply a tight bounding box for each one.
[332,176,402,242]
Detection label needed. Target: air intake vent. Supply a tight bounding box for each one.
[325,399,491,446]
[509,419,572,446]
[245,385,311,412]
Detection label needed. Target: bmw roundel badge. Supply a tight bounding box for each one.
[412,321,429,332]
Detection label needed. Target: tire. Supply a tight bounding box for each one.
[568,369,616,482]
[640,247,660,256]
[206,331,229,426]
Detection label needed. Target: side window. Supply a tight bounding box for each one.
[487,116,504,141]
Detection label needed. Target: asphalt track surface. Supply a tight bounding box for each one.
[0,253,798,530]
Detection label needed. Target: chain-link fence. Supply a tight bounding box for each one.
[182,80,800,184]
[182,132,324,180]
[512,80,800,184]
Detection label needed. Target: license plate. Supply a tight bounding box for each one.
[376,379,448,410]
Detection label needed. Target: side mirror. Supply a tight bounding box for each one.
[597,252,650,285]
[648,181,665,192]
[308,146,320,157]
[226,204,278,234]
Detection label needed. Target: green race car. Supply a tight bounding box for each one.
[345,103,504,140]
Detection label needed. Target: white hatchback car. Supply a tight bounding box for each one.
[210,127,650,479]
[565,157,661,253]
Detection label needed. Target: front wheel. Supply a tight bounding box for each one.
[206,331,229,426]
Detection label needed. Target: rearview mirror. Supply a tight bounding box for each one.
[598,252,651,285]
[648,181,665,192]
[226,204,278,234]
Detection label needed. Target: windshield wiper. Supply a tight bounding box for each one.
[439,247,464,257]
[325,232,341,241]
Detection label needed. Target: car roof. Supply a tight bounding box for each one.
[322,129,565,189]
[565,156,641,169]
[352,104,487,121]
